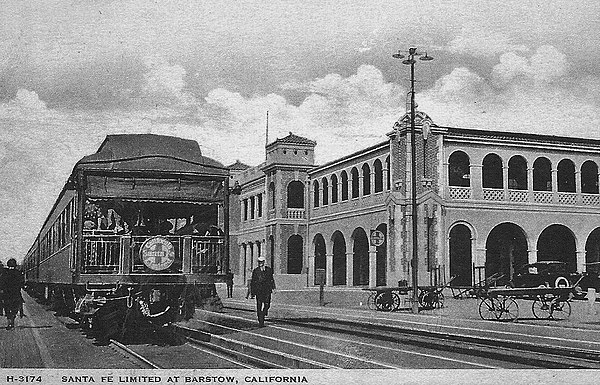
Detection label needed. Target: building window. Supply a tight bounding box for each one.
[257,194,263,217]
[269,182,275,209]
[448,151,470,187]
[341,171,349,200]
[482,153,503,188]
[558,159,576,192]
[508,155,527,190]
[287,235,303,274]
[331,174,339,203]
[313,180,320,208]
[243,199,248,221]
[322,177,329,205]
[351,167,360,198]
[374,159,383,192]
[533,157,552,191]
[287,181,305,208]
[250,196,255,219]
[385,156,391,190]
[362,163,371,196]
[581,161,599,194]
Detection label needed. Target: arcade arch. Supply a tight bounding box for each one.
[485,223,528,283]
[537,225,577,273]
[332,231,347,285]
[352,227,369,286]
[449,224,472,286]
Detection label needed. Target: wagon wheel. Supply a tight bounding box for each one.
[375,292,397,312]
[367,292,378,310]
[478,298,497,320]
[550,299,571,320]
[496,297,519,321]
[418,290,433,310]
[532,297,551,319]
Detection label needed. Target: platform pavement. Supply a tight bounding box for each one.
[216,283,600,330]
[0,292,142,368]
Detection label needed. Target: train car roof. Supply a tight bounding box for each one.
[75,134,228,176]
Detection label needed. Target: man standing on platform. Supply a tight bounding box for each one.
[250,256,275,327]
[0,258,24,330]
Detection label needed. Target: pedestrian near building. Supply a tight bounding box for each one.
[0,258,25,330]
[0,260,4,317]
[250,256,275,327]
[225,269,234,298]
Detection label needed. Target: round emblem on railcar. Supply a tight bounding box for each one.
[140,236,175,271]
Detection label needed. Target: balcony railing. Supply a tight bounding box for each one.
[287,208,306,219]
[449,187,600,206]
[82,232,225,275]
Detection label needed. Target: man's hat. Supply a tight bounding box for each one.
[257,256,266,262]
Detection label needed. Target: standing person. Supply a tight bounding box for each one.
[225,269,234,298]
[0,258,24,330]
[0,260,4,317]
[250,256,275,327]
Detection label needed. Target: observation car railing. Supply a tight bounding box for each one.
[81,231,225,275]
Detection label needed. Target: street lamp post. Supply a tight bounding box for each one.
[392,47,433,314]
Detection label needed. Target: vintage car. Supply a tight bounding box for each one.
[511,261,580,288]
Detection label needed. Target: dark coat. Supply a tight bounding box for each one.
[0,268,24,308]
[250,266,275,297]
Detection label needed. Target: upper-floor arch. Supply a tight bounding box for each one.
[482,153,503,189]
[448,151,470,187]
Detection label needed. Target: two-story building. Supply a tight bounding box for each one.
[228,111,600,290]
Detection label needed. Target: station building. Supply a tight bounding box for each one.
[228,111,600,289]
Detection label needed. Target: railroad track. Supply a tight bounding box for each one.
[212,303,600,369]
[109,339,161,368]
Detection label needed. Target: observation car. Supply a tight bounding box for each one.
[22,134,230,340]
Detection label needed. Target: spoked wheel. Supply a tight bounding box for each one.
[419,291,435,310]
[375,292,400,312]
[532,298,552,319]
[550,300,571,320]
[478,298,497,320]
[496,297,519,321]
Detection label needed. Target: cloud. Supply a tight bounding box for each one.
[492,45,568,87]
[446,26,529,57]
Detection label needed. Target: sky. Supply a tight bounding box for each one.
[1,0,599,261]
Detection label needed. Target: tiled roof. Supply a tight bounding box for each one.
[228,160,251,171]
[270,132,316,146]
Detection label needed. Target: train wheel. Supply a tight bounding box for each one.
[478,298,497,320]
[532,298,551,319]
[550,300,571,320]
[497,297,519,321]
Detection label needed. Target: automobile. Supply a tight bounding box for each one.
[511,261,580,288]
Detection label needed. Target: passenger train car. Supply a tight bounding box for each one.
[22,134,230,340]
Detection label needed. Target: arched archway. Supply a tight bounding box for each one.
[313,234,326,285]
[482,153,503,188]
[352,228,369,286]
[448,151,470,187]
[586,228,600,275]
[485,223,528,283]
[449,224,472,286]
[287,235,303,274]
[375,223,387,286]
[537,225,577,272]
[332,231,346,285]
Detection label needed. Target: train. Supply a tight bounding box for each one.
[22,134,230,341]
